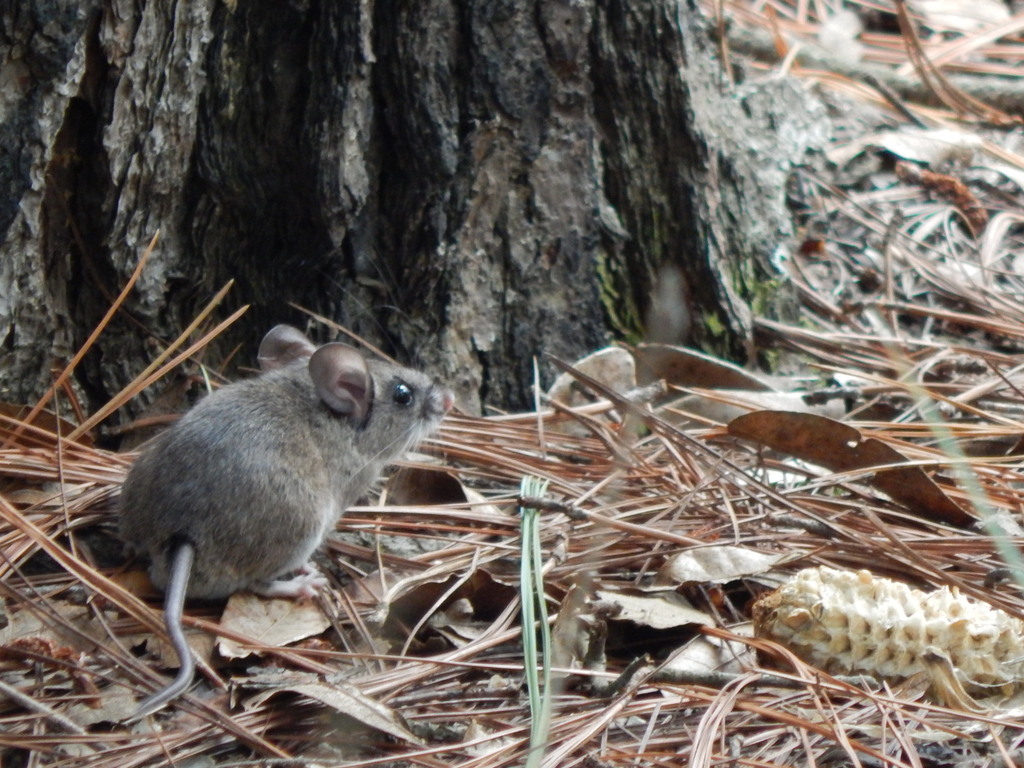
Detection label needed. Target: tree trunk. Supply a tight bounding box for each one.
[0,0,827,421]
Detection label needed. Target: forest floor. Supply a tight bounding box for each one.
[3,2,1024,766]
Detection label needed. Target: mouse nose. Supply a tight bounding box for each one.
[440,388,455,413]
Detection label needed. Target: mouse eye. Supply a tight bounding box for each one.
[392,381,414,406]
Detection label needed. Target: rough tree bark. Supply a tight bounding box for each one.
[0,0,827,423]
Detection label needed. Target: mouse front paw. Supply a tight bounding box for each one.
[254,566,329,599]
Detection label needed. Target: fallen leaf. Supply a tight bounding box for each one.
[595,588,713,630]
[657,545,789,586]
[66,691,138,726]
[384,466,467,506]
[140,628,215,671]
[463,719,517,757]
[240,670,423,745]
[349,566,518,647]
[818,9,864,65]
[0,402,94,446]
[217,595,331,659]
[728,411,973,528]
[668,389,845,426]
[0,602,116,652]
[109,568,160,598]
[989,164,1024,196]
[548,346,637,405]
[631,344,775,391]
[661,631,754,678]
[547,347,637,436]
[550,583,604,676]
[909,0,1009,32]
[826,127,982,167]
[428,597,489,644]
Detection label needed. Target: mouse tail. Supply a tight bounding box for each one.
[129,540,198,720]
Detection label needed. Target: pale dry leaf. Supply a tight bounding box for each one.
[463,719,515,757]
[548,347,636,437]
[658,545,789,585]
[827,128,982,167]
[428,597,488,644]
[909,0,1009,32]
[818,9,864,65]
[241,671,423,745]
[987,163,1024,195]
[661,632,754,678]
[0,602,117,652]
[66,691,138,726]
[463,485,506,519]
[5,488,68,505]
[667,389,845,426]
[547,346,636,405]
[135,628,215,670]
[217,594,331,659]
[550,583,601,675]
[595,588,713,630]
[851,716,989,743]
[53,744,102,760]
[979,212,1024,271]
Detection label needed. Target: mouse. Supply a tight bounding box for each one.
[118,324,453,718]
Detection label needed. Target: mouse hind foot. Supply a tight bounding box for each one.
[253,564,328,599]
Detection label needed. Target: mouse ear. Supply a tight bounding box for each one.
[258,325,317,371]
[308,343,372,418]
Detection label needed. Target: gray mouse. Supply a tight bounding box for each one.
[119,324,453,718]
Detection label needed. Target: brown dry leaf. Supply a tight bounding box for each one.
[378,467,504,537]
[656,545,790,586]
[0,402,93,447]
[631,343,776,391]
[240,670,424,745]
[384,465,468,506]
[217,594,331,660]
[4,487,71,506]
[728,411,973,528]
[344,566,401,608]
[115,373,193,451]
[107,568,158,598]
